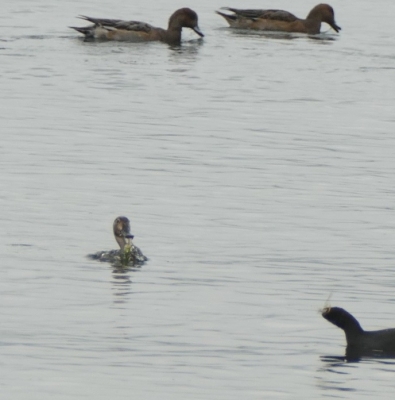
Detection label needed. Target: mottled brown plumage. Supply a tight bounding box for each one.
[71,8,204,44]
[216,4,340,34]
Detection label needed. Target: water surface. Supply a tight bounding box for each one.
[1,0,395,398]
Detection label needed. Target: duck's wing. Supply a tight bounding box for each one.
[79,16,153,33]
[220,8,298,22]
[132,245,148,263]
[364,328,395,353]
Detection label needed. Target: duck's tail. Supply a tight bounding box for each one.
[69,25,95,39]
[215,10,238,23]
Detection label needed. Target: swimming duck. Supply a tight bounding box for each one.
[89,216,147,265]
[216,3,340,34]
[322,306,395,358]
[70,8,204,44]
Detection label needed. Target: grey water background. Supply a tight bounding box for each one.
[1,0,395,398]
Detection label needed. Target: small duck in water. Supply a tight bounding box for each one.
[89,216,147,266]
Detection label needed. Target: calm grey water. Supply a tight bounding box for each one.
[1,0,395,398]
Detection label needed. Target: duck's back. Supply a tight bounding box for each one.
[361,328,395,352]
[80,16,155,33]
[221,8,299,22]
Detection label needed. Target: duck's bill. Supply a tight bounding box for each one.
[321,307,331,316]
[193,26,204,37]
[331,23,341,33]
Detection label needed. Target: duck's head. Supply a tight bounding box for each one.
[322,306,363,333]
[308,4,341,33]
[113,216,134,250]
[169,8,204,37]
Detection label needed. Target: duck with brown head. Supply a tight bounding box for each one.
[89,216,147,266]
[216,3,340,34]
[70,8,203,45]
[113,216,134,251]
